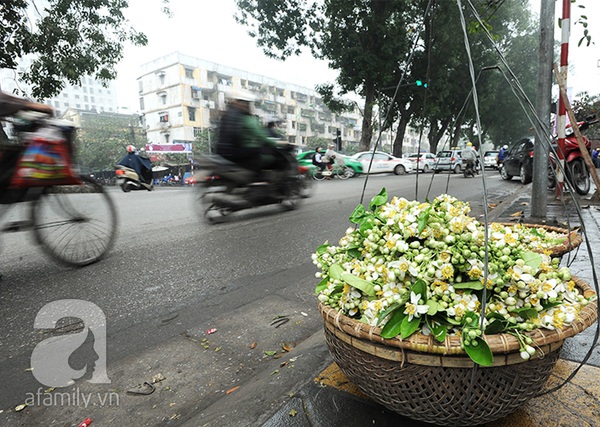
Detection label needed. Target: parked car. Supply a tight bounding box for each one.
[296,150,363,177]
[351,151,413,175]
[483,150,500,169]
[432,149,463,173]
[499,138,534,184]
[407,152,436,172]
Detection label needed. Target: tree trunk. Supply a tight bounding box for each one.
[360,79,375,151]
[428,117,452,154]
[392,103,416,157]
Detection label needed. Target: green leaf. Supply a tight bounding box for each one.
[315,276,329,294]
[347,248,362,259]
[509,307,538,319]
[426,317,447,342]
[368,188,388,211]
[359,217,374,233]
[426,299,439,316]
[521,251,542,272]
[412,279,428,301]
[349,204,367,224]
[340,273,375,296]
[376,302,401,326]
[484,319,506,334]
[400,315,421,338]
[453,280,484,290]
[380,309,405,338]
[316,244,330,255]
[463,337,493,366]
[417,206,431,234]
[328,264,344,281]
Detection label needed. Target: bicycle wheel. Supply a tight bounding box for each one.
[31,175,118,266]
[311,168,326,181]
[336,166,353,180]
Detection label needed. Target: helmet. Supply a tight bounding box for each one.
[503,145,508,150]
[226,89,256,102]
[466,142,473,146]
[126,145,136,153]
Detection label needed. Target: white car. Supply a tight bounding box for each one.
[351,151,413,175]
[483,150,500,169]
[407,152,437,172]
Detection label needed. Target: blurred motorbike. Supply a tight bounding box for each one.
[195,145,309,223]
[548,115,598,195]
[462,158,479,178]
[115,145,154,192]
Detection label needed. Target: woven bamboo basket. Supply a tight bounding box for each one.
[492,222,583,258]
[319,276,597,426]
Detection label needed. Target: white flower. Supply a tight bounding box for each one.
[404,291,429,322]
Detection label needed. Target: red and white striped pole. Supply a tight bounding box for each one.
[556,0,570,198]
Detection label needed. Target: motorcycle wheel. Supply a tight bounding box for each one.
[121,182,131,192]
[298,174,313,198]
[568,158,590,195]
[196,185,230,224]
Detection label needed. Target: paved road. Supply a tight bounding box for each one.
[0,170,516,414]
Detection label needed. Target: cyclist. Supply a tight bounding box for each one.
[312,147,327,172]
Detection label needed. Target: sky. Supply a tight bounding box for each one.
[115,0,338,111]
[115,0,600,112]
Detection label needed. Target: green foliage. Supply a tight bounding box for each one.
[74,113,146,172]
[1,0,170,99]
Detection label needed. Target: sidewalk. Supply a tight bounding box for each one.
[183,186,600,427]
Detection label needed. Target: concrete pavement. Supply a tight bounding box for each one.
[182,184,600,427]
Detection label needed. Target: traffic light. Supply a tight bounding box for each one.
[335,129,342,150]
[416,80,428,88]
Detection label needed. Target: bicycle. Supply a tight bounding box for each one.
[310,161,354,181]
[0,103,118,267]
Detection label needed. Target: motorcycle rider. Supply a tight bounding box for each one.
[497,144,509,167]
[216,90,285,178]
[461,142,477,177]
[117,145,153,186]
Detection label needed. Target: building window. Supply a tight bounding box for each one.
[76,103,81,108]
[188,106,196,121]
[139,97,145,110]
[159,112,169,123]
[158,92,167,105]
[185,67,194,79]
[84,96,88,102]
[138,80,143,93]
[193,127,202,138]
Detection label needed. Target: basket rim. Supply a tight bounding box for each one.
[319,275,597,356]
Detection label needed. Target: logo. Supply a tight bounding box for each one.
[31,300,110,388]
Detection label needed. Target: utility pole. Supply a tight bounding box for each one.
[530,0,555,219]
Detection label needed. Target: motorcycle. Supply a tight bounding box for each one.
[195,145,310,223]
[548,115,598,195]
[115,146,154,192]
[462,158,479,178]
